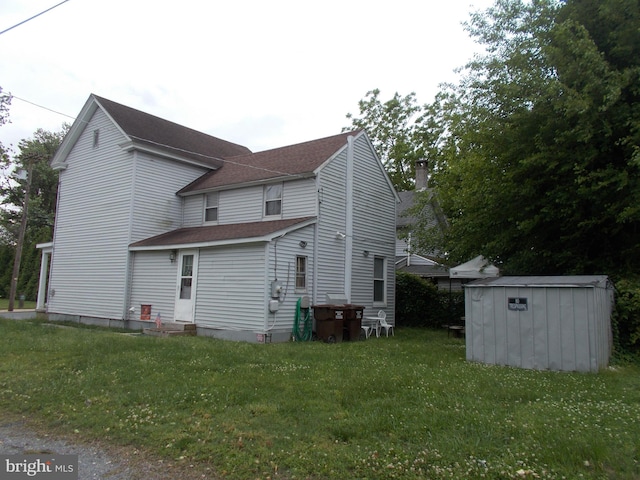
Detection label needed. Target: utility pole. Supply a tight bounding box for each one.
[8,154,35,311]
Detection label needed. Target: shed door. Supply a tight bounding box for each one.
[174,250,198,322]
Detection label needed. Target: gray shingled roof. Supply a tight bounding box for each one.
[178,130,361,194]
[130,217,316,248]
[94,95,251,167]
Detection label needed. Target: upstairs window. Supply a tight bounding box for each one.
[204,192,218,222]
[93,129,99,148]
[265,184,282,217]
[373,256,386,304]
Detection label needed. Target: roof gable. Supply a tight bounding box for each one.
[178,130,361,195]
[52,94,251,170]
[94,96,251,164]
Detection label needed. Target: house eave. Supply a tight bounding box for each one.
[129,217,317,251]
[119,140,222,170]
[177,172,316,197]
[129,236,269,251]
[36,242,54,252]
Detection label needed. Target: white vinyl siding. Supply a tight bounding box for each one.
[130,152,208,242]
[48,108,209,321]
[266,226,315,331]
[183,177,317,227]
[195,244,267,330]
[219,186,263,223]
[48,109,396,335]
[314,133,396,321]
[48,109,133,319]
[129,251,180,320]
[193,226,314,333]
[183,195,203,227]
[350,135,396,318]
[315,149,348,299]
[282,178,317,218]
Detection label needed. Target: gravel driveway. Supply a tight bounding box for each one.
[0,418,215,479]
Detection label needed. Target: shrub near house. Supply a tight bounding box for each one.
[395,271,461,328]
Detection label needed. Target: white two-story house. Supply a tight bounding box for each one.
[38,94,398,342]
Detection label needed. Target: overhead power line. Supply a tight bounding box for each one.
[10,93,295,177]
[8,94,326,180]
[13,95,76,120]
[0,0,70,36]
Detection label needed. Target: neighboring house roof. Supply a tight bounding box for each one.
[396,190,418,228]
[52,94,251,170]
[178,130,361,195]
[395,254,449,278]
[396,188,447,231]
[449,255,500,279]
[130,217,316,250]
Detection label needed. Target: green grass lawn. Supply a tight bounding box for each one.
[0,319,638,479]
[0,298,36,310]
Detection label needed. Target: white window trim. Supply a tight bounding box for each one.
[264,183,283,218]
[373,256,387,306]
[295,255,307,293]
[203,192,219,224]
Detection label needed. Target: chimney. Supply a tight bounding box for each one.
[415,159,428,191]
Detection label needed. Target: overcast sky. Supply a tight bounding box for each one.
[0,0,494,155]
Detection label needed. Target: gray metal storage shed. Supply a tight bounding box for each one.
[465,276,614,372]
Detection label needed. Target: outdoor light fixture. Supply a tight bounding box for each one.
[363,250,370,257]
[335,231,346,240]
[169,250,177,263]
[299,241,307,248]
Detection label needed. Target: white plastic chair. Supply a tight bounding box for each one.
[361,323,374,339]
[377,310,394,337]
[362,312,382,338]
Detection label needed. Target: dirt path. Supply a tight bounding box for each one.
[0,417,216,479]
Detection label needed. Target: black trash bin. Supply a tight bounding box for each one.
[312,305,345,343]
[342,305,365,341]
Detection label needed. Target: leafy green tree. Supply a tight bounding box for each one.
[0,87,10,127]
[416,0,640,277]
[0,87,13,198]
[344,89,426,191]
[0,127,67,299]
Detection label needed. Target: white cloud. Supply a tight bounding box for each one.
[0,0,493,153]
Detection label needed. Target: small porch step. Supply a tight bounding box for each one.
[143,322,197,337]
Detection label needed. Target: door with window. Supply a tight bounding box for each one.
[174,250,198,323]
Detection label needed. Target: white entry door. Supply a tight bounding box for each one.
[174,250,198,322]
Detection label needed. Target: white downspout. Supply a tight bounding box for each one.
[345,136,354,303]
[313,180,321,306]
[122,152,137,321]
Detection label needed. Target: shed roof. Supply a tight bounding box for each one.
[177,130,361,194]
[468,275,610,288]
[129,217,316,250]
